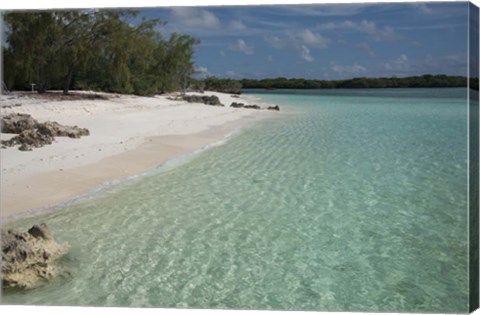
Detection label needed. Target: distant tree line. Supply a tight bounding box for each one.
[239,75,468,90]
[203,77,242,94]
[3,10,198,96]
[188,75,471,94]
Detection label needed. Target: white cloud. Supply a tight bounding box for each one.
[331,63,367,75]
[171,7,220,29]
[382,53,467,76]
[267,29,330,50]
[194,66,210,78]
[266,36,287,49]
[228,39,254,55]
[412,3,433,14]
[358,43,376,57]
[229,20,247,31]
[195,66,209,74]
[278,4,369,17]
[385,54,410,72]
[296,29,330,48]
[300,45,314,62]
[317,20,399,41]
[265,29,329,63]
[226,70,241,78]
[316,22,336,30]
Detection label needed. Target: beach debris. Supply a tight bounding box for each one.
[182,94,223,106]
[1,223,70,289]
[267,105,280,111]
[1,113,89,151]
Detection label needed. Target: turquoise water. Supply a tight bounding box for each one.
[2,88,469,312]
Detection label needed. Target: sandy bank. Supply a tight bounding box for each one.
[0,91,278,222]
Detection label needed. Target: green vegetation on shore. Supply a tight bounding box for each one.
[190,75,475,94]
[3,10,198,96]
[239,75,470,90]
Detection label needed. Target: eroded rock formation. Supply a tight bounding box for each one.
[1,113,89,151]
[230,102,280,111]
[1,113,37,133]
[230,102,245,108]
[2,223,70,289]
[182,95,223,106]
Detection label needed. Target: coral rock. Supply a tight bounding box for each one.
[267,105,280,111]
[1,113,89,150]
[230,102,245,108]
[2,223,70,289]
[182,95,223,106]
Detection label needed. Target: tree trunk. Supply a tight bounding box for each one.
[63,66,74,95]
[37,63,47,94]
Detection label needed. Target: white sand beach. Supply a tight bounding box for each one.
[0,91,276,221]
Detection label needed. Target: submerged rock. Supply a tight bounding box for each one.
[182,95,223,106]
[244,105,261,110]
[1,113,90,150]
[1,223,70,289]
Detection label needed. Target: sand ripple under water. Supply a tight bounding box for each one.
[3,88,469,313]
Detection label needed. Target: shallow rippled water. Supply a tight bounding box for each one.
[2,88,469,312]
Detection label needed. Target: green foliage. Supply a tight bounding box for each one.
[204,77,242,94]
[3,10,199,96]
[240,75,467,90]
[156,33,199,94]
[188,79,205,92]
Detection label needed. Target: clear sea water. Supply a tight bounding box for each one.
[2,88,470,313]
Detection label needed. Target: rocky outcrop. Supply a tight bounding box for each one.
[2,223,70,289]
[182,95,223,106]
[1,113,89,151]
[3,129,55,151]
[230,102,245,108]
[1,113,37,133]
[230,102,280,111]
[38,121,89,139]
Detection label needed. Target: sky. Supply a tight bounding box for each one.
[136,2,472,80]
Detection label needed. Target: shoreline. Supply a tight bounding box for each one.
[1,91,279,223]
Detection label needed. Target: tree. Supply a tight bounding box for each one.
[163,33,199,95]
[3,9,199,96]
[4,12,58,93]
